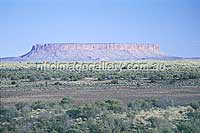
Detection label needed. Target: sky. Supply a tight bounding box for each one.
[0,0,200,57]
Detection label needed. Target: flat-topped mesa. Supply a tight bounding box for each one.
[31,43,160,52]
[0,43,168,62]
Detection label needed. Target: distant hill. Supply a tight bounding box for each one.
[0,43,179,62]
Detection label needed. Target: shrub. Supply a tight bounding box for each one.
[96,74,106,81]
[154,97,175,108]
[69,74,81,81]
[136,82,140,87]
[44,75,51,80]
[177,111,200,132]
[29,76,37,82]
[31,101,49,110]
[66,109,82,119]
[104,100,122,112]
[128,99,156,110]
[15,102,29,110]
[177,122,193,133]
[10,76,18,80]
[61,76,68,81]
[11,81,17,85]
[45,81,48,87]
[148,117,173,132]
[60,97,72,105]
[54,81,62,85]
[81,105,98,119]
[189,101,200,109]
[110,79,118,84]
[0,106,17,122]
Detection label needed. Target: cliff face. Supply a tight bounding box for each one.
[31,43,160,52]
[1,43,168,62]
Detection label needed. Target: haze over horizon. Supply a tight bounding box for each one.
[0,0,200,58]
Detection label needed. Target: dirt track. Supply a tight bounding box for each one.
[1,86,200,105]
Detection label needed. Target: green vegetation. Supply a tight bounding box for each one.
[0,60,200,132]
[1,61,200,81]
[1,61,200,91]
[0,99,199,133]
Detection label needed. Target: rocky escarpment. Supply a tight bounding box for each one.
[1,43,168,62]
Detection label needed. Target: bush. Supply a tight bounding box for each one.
[69,74,81,81]
[54,81,62,85]
[104,100,122,112]
[110,79,118,84]
[60,97,72,106]
[44,75,51,80]
[128,99,156,110]
[11,81,17,85]
[148,117,173,133]
[96,74,106,81]
[177,122,194,133]
[177,111,200,132]
[66,109,82,119]
[29,76,37,82]
[81,105,98,119]
[31,101,49,110]
[153,97,175,108]
[61,76,68,81]
[136,82,140,87]
[189,101,200,109]
[10,76,18,80]
[0,106,17,122]
[15,102,29,110]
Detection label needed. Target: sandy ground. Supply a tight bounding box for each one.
[1,86,200,105]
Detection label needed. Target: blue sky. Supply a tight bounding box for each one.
[0,0,200,57]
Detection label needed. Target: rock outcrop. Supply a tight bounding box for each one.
[31,43,160,52]
[1,43,168,62]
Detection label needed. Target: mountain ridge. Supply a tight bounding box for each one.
[0,43,176,62]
